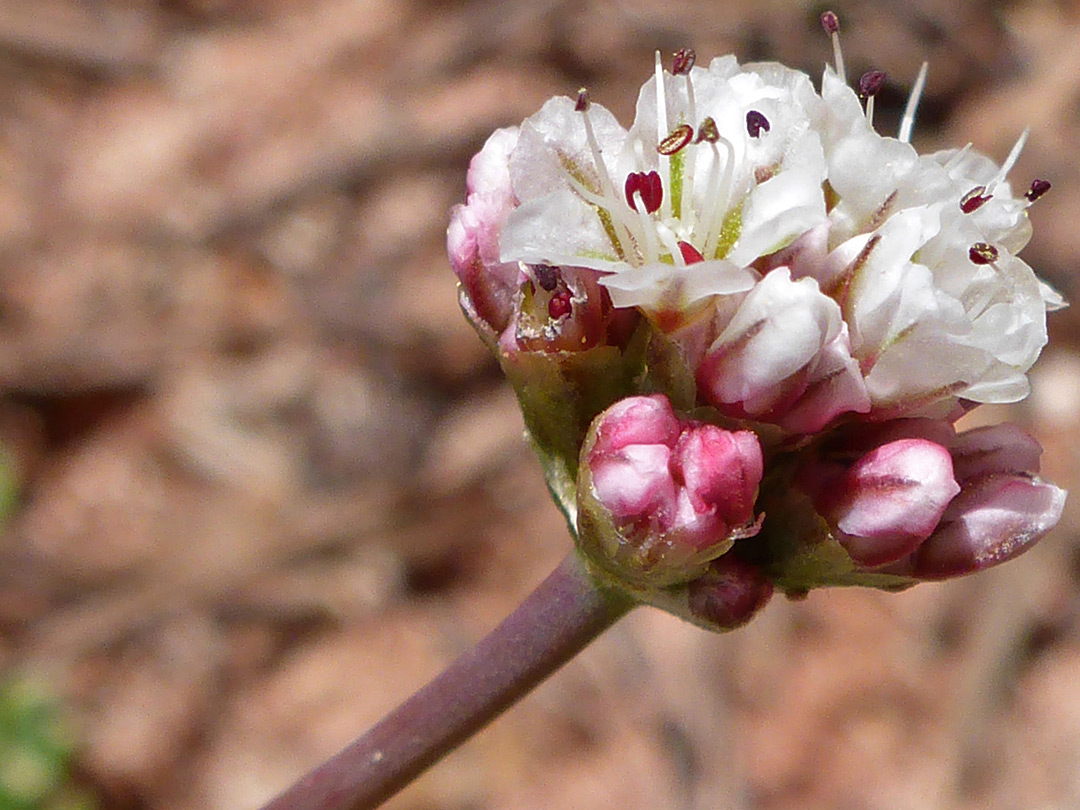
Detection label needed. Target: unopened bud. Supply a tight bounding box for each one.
[577,395,764,588]
[912,424,1066,578]
[804,438,960,567]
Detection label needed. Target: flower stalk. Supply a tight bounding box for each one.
[257,552,633,810]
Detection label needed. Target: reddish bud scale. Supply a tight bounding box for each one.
[687,556,773,630]
[821,10,840,34]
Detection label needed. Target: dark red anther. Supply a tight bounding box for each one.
[858,70,887,98]
[672,48,696,75]
[533,264,559,291]
[678,241,705,264]
[821,10,840,34]
[1026,178,1051,202]
[658,123,694,155]
[575,88,590,112]
[548,289,572,319]
[969,242,999,265]
[695,116,719,143]
[746,110,770,138]
[625,170,663,213]
[960,186,992,214]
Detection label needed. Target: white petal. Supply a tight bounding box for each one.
[499,187,622,270]
[727,166,827,266]
[598,259,757,311]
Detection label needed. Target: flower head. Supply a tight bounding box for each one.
[447,17,1066,620]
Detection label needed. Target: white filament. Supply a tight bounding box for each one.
[898,62,928,143]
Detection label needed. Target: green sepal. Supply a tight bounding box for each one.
[497,319,652,525]
[745,462,917,594]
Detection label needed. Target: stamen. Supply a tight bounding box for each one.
[658,124,695,155]
[576,88,631,259]
[625,171,663,214]
[678,241,705,264]
[746,110,770,138]
[969,242,999,265]
[696,117,719,143]
[672,48,696,75]
[989,129,1029,191]
[1025,178,1051,202]
[858,70,886,128]
[655,223,684,266]
[548,289,572,319]
[960,186,992,214]
[943,143,972,173]
[655,51,672,219]
[858,70,886,97]
[631,191,660,264]
[702,131,737,259]
[898,61,928,143]
[533,264,559,291]
[820,10,846,83]
[680,56,698,230]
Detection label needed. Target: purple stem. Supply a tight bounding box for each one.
[257,550,633,810]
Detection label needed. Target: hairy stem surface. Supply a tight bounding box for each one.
[258,550,633,810]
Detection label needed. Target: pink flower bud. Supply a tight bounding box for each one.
[448,128,522,333]
[796,419,1065,579]
[909,424,1066,579]
[912,475,1066,579]
[809,438,960,566]
[578,395,764,587]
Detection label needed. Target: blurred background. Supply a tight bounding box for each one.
[0,0,1079,808]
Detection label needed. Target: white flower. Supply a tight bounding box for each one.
[498,54,830,323]
[452,39,1063,433]
[783,66,1064,416]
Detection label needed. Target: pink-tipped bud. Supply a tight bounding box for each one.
[912,424,1066,579]
[805,438,961,567]
[448,127,523,333]
[578,395,764,587]
[795,419,1065,581]
[913,475,1066,579]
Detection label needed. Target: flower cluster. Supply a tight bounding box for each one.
[448,15,1066,629]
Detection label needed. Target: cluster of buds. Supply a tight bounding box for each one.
[448,15,1066,629]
